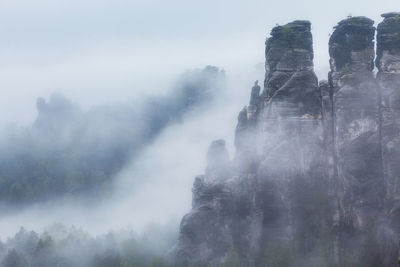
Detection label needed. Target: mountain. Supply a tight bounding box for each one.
[172,13,400,267]
[0,66,225,204]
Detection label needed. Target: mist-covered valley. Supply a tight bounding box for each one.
[0,59,262,266]
[0,66,225,205]
[2,1,400,267]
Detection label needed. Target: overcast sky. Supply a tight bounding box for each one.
[0,0,399,239]
[0,0,398,126]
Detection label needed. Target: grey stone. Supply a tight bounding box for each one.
[172,14,400,267]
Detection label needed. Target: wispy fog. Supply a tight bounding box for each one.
[0,63,262,239]
[0,1,398,265]
[0,64,262,267]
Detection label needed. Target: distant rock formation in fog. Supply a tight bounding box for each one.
[0,66,225,204]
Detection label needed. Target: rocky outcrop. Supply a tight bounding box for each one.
[262,21,321,118]
[173,14,400,267]
[173,140,260,266]
[173,21,329,267]
[234,81,261,173]
[376,12,400,266]
[257,20,328,264]
[205,139,231,179]
[328,16,384,265]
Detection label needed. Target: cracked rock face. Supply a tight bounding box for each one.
[376,12,400,266]
[377,13,400,73]
[329,17,375,73]
[328,16,384,265]
[263,21,321,119]
[173,21,327,267]
[257,20,327,264]
[377,12,400,203]
[173,14,400,267]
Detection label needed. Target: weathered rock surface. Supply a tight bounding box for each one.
[173,14,400,267]
[328,16,385,265]
[376,12,400,267]
[257,19,328,265]
[173,140,261,266]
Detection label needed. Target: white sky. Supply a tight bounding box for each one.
[0,0,397,126]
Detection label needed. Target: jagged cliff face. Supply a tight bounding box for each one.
[328,17,384,265]
[256,20,328,264]
[173,13,400,267]
[376,12,400,267]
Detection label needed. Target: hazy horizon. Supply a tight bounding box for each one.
[1,0,397,126]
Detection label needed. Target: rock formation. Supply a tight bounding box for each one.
[256,20,328,265]
[328,16,384,265]
[172,13,400,267]
[376,12,400,266]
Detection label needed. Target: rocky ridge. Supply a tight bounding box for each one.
[173,13,400,267]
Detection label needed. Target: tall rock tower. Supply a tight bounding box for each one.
[172,14,400,267]
[328,16,384,265]
[256,20,328,263]
[376,12,400,266]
